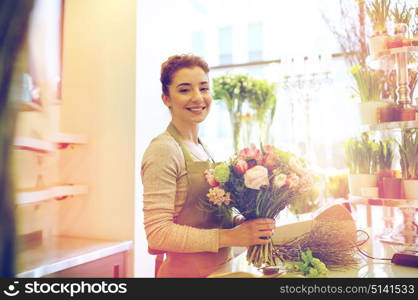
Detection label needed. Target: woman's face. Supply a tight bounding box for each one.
[163,66,212,126]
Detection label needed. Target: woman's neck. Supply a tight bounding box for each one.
[171,119,199,144]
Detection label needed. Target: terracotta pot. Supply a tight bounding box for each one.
[399,107,416,121]
[403,179,418,199]
[382,177,402,199]
[348,174,377,196]
[378,105,396,122]
[377,170,395,197]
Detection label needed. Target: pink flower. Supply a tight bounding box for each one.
[244,165,269,190]
[261,152,277,170]
[239,144,262,161]
[263,145,274,153]
[286,173,300,189]
[204,169,220,187]
[234,159,248,174]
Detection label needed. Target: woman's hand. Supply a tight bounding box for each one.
[219,218,275,248]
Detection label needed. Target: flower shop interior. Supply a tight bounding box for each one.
[4,0,418,278]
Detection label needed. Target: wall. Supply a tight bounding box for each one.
[59,0,136,276]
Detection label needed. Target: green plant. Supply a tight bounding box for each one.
[212,74,277,152]
[377,139,394,171]
[391,2,413,25]
[366,0,391,34]
[248,79,277,145]
[397,129,418,179]
[344,133,379,174]
[349,64,382,102]
[212,74,252,153]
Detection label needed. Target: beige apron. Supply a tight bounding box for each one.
[156,123,233,278]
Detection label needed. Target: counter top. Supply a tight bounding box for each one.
[210,221,418,278]
[16,236,133,278]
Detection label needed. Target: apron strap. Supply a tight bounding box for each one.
[166,123,194,163]
[167,123,215,163]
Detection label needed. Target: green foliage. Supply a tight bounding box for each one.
[397,129,418,179]
[349,64,382,102]
[213,163,230,183]
[344,133,379,174]
[366,0,391,34]
[377,139,394,171]
[212,74,277,152]
[285,248,328,278]
[391,2,413,25]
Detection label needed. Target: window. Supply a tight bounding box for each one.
[248,22,263,62]
[218,26,233,65]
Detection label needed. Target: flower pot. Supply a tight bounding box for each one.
[348,174,377,197]
[369,34,388,59]
[399,107,416,121]
[378,105,396,123]
[377,170,395,197]
[403,179,418,200]
[358,102,387,125]
[382,177,402,199]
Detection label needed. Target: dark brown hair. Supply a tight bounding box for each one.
[160,54,209,95]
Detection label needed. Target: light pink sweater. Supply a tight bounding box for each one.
[141,131,220,253]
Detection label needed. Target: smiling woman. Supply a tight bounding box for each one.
[141,54,276,277]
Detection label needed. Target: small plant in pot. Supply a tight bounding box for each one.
[397,129,418,199]
[376,139,400,198]
[350,64,385,125]
[366,0,391,59]
[344,133,379,196]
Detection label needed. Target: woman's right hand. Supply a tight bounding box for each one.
[219,218,275,248]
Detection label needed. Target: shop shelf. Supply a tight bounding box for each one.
[17,185,89,205]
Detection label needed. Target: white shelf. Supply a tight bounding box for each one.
[19,101,43,112]
[14,137,56,153]
[362,120,418,132]
[17,185,89,205]
[378,45,418,57]
[53,132,88,145]
[16,236,133,278]
[349,195,418,208]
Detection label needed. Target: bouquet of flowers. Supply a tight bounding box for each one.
[203,144,317,268]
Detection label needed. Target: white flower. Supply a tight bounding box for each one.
[273,174,287,189]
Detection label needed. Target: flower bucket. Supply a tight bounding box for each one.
[358,102,387,125]
[382,177,402,199]
[369,34,388,59]
[348,174,377,197]
[378,105,396,123]
[403,179,418,200]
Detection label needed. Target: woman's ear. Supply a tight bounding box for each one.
[162,94,171,108]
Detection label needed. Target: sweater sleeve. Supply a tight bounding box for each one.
[141,134,220,253]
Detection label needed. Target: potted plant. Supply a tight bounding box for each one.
[366,0,391,59]
[344,133,379,196]
[389,2,414,48]
[350,64,386,125]
[376,139,401,198]
[398,129,418,199]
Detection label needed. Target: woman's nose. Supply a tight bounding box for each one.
[191,88,204,101]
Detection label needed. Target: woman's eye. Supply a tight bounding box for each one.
[201,87,210,92]
[179,89,190,93]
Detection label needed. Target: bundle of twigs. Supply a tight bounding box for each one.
[273,220,364,270]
